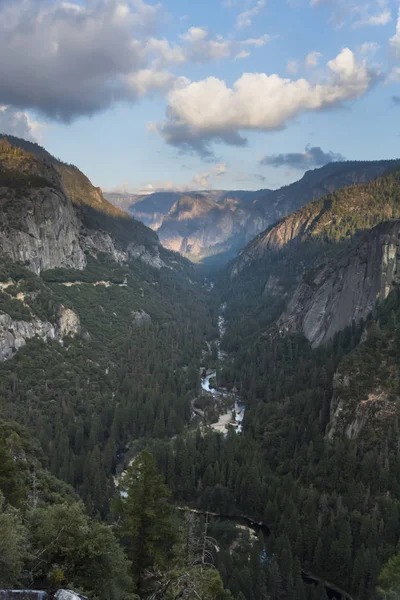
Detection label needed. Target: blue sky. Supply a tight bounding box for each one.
[0,0,399,193]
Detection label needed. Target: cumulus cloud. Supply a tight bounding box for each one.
[236,0,266,28]
[0,106,44,140]
[305,51,323,68]
[260,145,346,169]
[390,8,400,60]
[154,48,378,157]
[0,0,274,122]
[0,0,172,121]
[392,95,400,105]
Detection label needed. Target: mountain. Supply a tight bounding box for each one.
[278,219,400,346]
[0,135,212,506]
[200,166,400,599]
[229,167,400,341]
[106,160,399,266]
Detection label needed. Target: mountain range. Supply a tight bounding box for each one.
[106,160,399,265]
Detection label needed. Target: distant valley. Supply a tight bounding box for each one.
[106,160,399,265]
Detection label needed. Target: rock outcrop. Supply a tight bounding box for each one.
[132,309,151,327]
[0,306,81,360]
[0,137,174,274]
[327,373,396,440]
[54,590,88,600]
[58,305,81,337]
[0,148,85,273]
[277,220,400,347]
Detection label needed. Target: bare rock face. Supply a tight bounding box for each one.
[278,220,400,347]
[58,305,81,337]
[0,313,56,360]
[54,590,87,600]
[327,369,397,440]
[0,138,171,276]
[127,243,165,269]
[0,184,86,274]
[0,305,82,361]
[157,194,269,262]
[82,230,128,264]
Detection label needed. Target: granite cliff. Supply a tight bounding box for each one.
[278,220,400,346]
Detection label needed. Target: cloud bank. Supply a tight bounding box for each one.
[154,49,377,156]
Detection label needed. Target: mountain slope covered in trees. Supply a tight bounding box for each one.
[184,166,400,599]
[3,136,400,600]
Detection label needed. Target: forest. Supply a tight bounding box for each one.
[2,155,400,599]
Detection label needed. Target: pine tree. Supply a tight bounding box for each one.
[120,449,176,589]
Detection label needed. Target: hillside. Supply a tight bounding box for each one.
[0,136,214,511]
[189,168,400,599]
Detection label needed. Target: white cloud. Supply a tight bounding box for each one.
[305,51,323,68]
[387,67,400,83]
[180,27,209,44]
[287,60,299,75]
[235,50,251,60]
[0,106,45,140]
[118,162,229,194]
[355,9,392,27]
[192,163,228,187]
[311,0,392,29]
[178,28,272,63]
[390,8,400,60]
[154,48,378,156]
[236,0,266,28]
[243,35,273,47]
[260,145,346,168]
[145,39,186,67]
[125,70,180,97]
[358,41,380,56]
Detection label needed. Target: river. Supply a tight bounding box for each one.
[200,305,245,435]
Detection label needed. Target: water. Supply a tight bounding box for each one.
[200,303,246,435]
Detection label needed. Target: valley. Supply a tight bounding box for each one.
[1,136,400,600]
[106,160,400,267]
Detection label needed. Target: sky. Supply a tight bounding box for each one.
[0,0,399,193]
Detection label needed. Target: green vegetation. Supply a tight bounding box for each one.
[3,136,400,599]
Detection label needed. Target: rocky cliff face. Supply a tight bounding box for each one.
[0,145,86,273]
[278,220,400,347]
[0,137,173,273]
[157,194,267,262]
[0,305,81,360]
[327,371,396,441]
